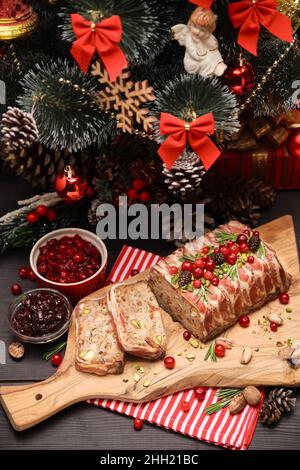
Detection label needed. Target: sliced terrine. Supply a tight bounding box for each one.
[75,295,125,375]
[108,280,167,359]
[149,221,291,342]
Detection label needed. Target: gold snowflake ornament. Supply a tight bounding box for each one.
[91,62,156,135]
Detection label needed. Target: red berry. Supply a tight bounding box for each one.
[130,269,139,276]
[270,322,278,332]
[220,246,229,256]
[205,259,215,272]
[183,330,191,341]
[253,231,260,237]
[181,401,191,412]
[204,271,213,281]
[279,292,289,305]
[127,188,138,200]
[201,255,209,262]
[164,356,175,369]
[194,387,207,401]
[227,253,237,265]
[202,246,210,255]
[214,344,226,358]
[193,279,202,288]
[133,418,143,431]
[11,283,22,295]
[51,353,63,367]
[181,261,194,272]
[73,253,83,264]
[35,205,48,218]
[244,229,251,236]
[86,186,95,198]
[139,191,151,203]
[227,241,234,248]
[47,209,57,222]
[214,248,220,254]
[26,211,39,224]
[169,266,178,275]
[239,315,250,328]
[28,269,36,281]
[248,255,254,264]
[195,258,206,269]
[237,234,248,244]
[132,178,146,191]
[239,242,249,253]
[212,276,219,287]
[193,267,203,279]
[229,244,239,255]
[18,267,29,279]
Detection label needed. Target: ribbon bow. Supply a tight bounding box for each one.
[228,0,293,56]
[70,13,128,81]
[189,0,214,8]
[158,112,220,170]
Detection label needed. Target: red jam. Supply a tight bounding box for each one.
[37,234,101,283]
[11,291,70,337]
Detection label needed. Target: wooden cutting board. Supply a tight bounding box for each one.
[1,215,300,432]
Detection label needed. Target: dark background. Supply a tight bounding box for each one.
[0,174,300,450]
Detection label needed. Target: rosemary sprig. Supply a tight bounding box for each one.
[204,340,217,362]
[205,389,242,415]
[42,341,67,361]
[226,262,240,282]
[215,231,237,244]
[257,241,266,259]
[179,254,196,263]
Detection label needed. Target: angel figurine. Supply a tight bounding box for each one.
[171,7,227,78]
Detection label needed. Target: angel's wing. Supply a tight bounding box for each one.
[171,24,189,46]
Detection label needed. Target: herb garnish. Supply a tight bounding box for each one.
[204,340,217,362]
[42,341,67,361]
[205,389,242,415]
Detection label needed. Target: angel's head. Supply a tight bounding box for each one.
[188,7,217,40]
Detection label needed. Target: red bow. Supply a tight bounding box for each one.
[158,112,220,170]
[189,0,213,8]
[70,13,128,81]
[228,0,293,56]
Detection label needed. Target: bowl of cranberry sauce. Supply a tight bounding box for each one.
[8,289,72,344]
[30,229,107,303]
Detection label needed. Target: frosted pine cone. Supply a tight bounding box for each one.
[1,107,38,150]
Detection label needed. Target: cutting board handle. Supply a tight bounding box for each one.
[0,365,84,431]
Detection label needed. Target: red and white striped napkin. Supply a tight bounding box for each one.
[89,246,262,450]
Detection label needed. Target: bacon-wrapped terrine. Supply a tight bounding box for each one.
[149,221,291,342]
[75,296,125,375]
[108,280,167,359]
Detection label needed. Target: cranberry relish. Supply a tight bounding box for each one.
[37,234,101,284]
[12,291,69,337]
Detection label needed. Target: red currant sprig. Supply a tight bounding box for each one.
[26,205,57,225]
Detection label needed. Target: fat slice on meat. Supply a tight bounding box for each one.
[75,295,125,375]
[108,280,167,360]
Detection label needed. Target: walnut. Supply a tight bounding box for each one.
[228,393,246,415]
[8,341,25,360]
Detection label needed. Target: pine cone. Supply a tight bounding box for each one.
[1,107,38,150]
[268,388,296,413]
[260,402,282,425]
[162,150,205,200]
[1,142,91,190]
[248,179,276,209]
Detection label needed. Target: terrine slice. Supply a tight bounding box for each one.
[75,295,125,375]
[108,280,167,359]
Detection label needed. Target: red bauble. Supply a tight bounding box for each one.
[287,129,300,159]
[133,418,144,430]
[223,60,255,95]
[51,353,63,367]
[55,166,87,202]
[164,356,175,369]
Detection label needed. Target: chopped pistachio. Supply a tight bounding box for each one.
[186,353,195,361]
[153,371,158,375]
[176,352,182,356]
[83,309,90,314]
[134,373,141,383]
[286,307,293,313]
[143,380,151,388]
[189,337,199,348]
[122,378,129,383]
[131,319,142,329]
[155,335,162,345]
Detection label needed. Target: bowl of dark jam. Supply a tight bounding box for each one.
[8,289,72,344]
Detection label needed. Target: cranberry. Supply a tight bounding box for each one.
[248,255,254,264]
[130,269,139,276]
[205,259,215,272]
[181,261,194,272]
[244,229,251,236]
[193,279,202,288]
[73,253,83,264]
[51,354,63,367]
[211,277,219,286]
[48,251,56,260]
[181,400,191,412]
[204,271,213,281]
[227,241,234,248]
[28,269,36,281]
[194,387,207,401]
[253,230,260,237]
[139,191,151,203]
[11,284,22,295]
[229,244,239,255]
[36,205,48,218]
[18,267,29,279]
[194,258,206,269]
[201,255,209,262]
[164,356,175,369]
[214,248,220,254]
[133,418,143,430]
[239,242,249,253]
[26,211,39,224]
[66,247,75,257]
[169,266,178,275]
[227,253,237,265]
[270,322,278,332]
[127,188,138,200]
[202,246,210,255]
[279,292,289,305]
[193,267,203,279]
[214,344,226,358]
[237,234,248,244]
[183,330,191,341]
[132,178,146,191]
[47,209,57,222]
[239,315,250,328]
[220,246,229,256]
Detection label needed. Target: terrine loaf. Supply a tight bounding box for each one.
[75,295,125,375]
[149,221,291,343]
[108,280,167,359]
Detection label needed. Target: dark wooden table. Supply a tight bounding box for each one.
[1,175,300,450]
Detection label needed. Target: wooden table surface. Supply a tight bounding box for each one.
[0,175,300,450]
